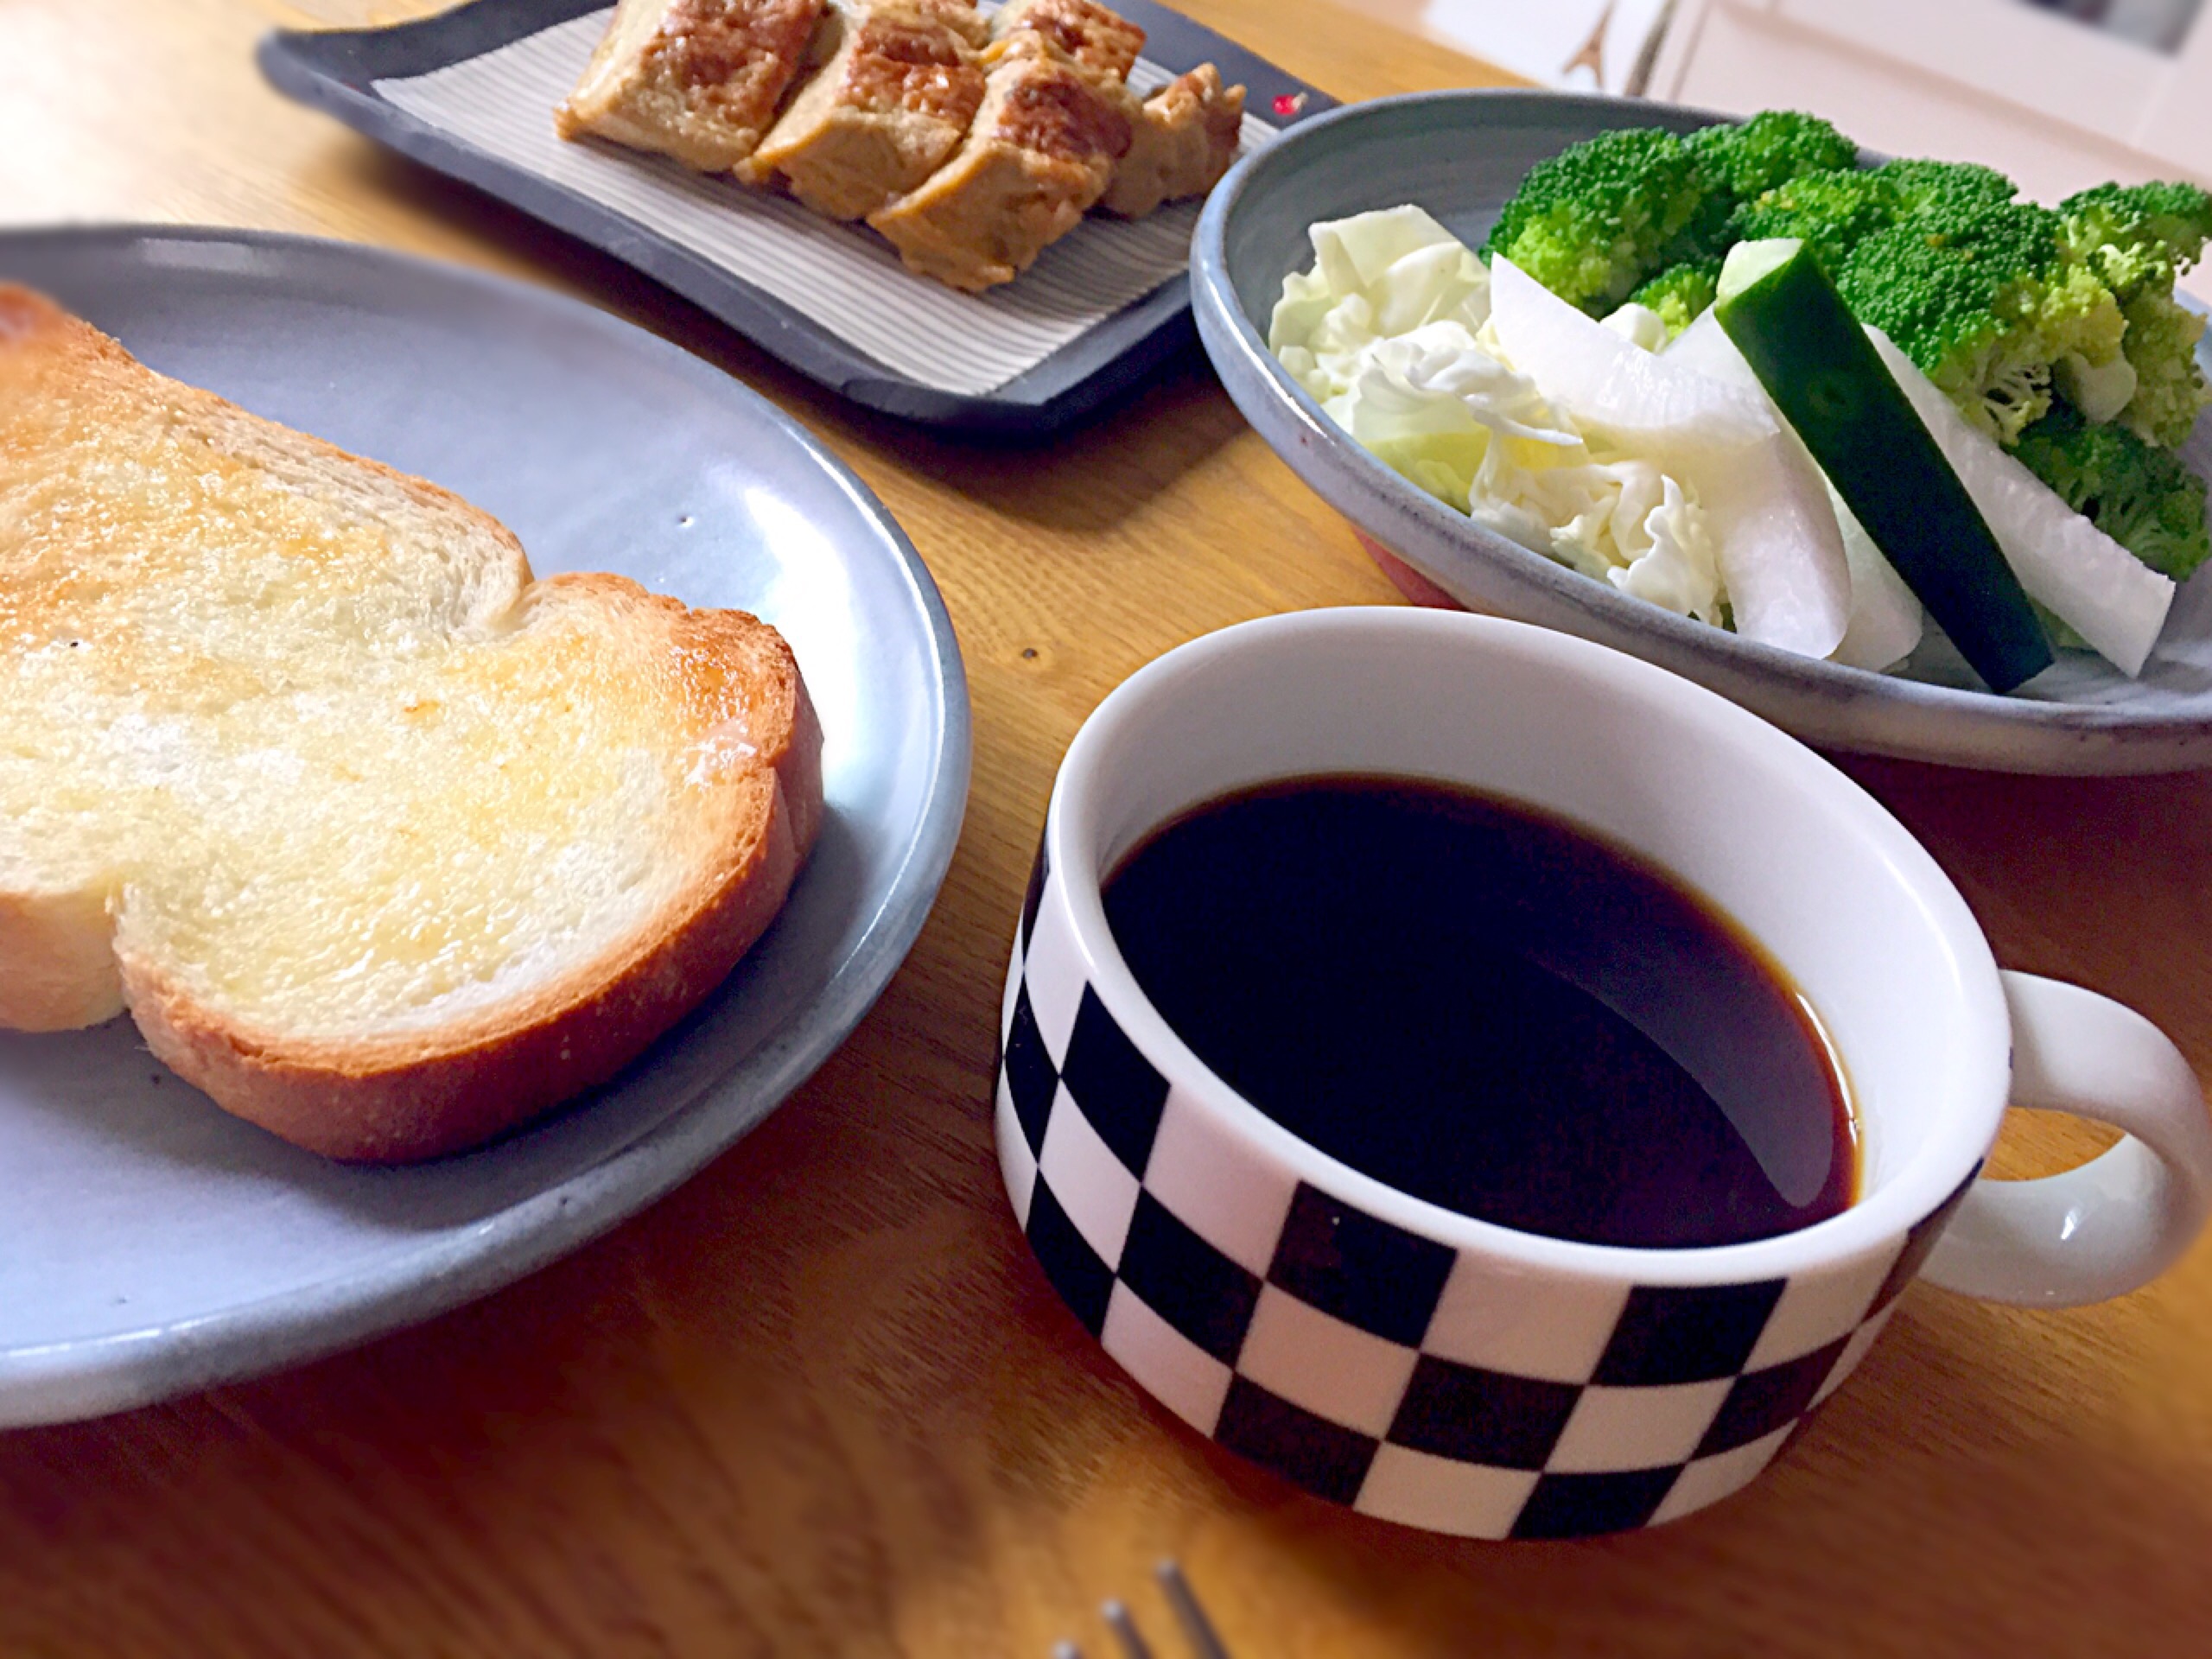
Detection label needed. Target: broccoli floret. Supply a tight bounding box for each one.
[2051,182,2212,443]
[1489,123,2204,444]
[1686,111,1859,200]
[1731,168,1900,272]
[2015,400,2212,581]
[1838,200,2125,443]
[2115,286,2212,447]
[1484,128,1723,315]
[1728,160,2014,276]
[1877,159,2020,218]
[2060,180,2212,301]
[1655,191,1740,276]
[1628,259,1721,336]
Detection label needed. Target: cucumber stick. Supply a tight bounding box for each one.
[1713,239,2052,692]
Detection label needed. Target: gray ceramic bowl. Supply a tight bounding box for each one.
[1192,90,2212,775]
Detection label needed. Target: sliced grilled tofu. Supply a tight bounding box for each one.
[556,0,825,172]
[867,35,1137,291]
[987,0,1145,83]
[1097,64,1245,218]
[740,2,987,219]
[899,0,990,50]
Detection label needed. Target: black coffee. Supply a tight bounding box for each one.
[1103,776,1855,1249]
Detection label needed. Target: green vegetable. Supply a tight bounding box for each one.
[1877,159,2019,218]
[1627,258,1721,337]
[2110,285,2211,448]
[1715,238,2053,691]
[1495,111,2212,459]
[1686,110,1859,200]
[1484,115,1860,318]
[2056,182,2212,444]
[1726,161,2015,276]
[2059,180,2212,301]
[1835,200,2126,445]
[1729,168,1899,272]
[1481,127,1723,315]
[2014,400,2212,582]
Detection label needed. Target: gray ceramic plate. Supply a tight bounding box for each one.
[0,226,969,1427]
[1192,90,2212,774]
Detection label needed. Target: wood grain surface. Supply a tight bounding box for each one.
[4,3,2212,1654]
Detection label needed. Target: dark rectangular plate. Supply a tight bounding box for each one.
[259,0,1335,436]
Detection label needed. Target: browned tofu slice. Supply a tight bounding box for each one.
[556,0,825,172]
[1097,63,1245,218]
[814,0,992,52]
[867,36,1137,291]
[987,0,1145,83]
[904,0,990,50]
[739,3,987,219]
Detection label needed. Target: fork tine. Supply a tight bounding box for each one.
[1101,1598,1154,1659]
[1154,1560,1230,1659]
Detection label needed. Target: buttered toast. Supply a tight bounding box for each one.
[0,287,822,1162]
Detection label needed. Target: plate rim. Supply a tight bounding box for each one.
[255,0,1337,436]
[1192,87,2212,773]
[0,222,973,1427]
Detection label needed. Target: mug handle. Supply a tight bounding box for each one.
[1921,972,2212,1307]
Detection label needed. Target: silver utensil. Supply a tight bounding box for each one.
[1053,1560,1230,1659]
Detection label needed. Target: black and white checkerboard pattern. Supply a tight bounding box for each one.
[996,839,1974,1539]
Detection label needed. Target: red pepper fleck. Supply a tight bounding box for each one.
[1272,91,1308,118]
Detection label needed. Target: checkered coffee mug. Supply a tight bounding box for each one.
[995,611,2212,1539]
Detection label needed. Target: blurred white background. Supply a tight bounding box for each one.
[1321,0,2212,300]
[1365,0,1678,93]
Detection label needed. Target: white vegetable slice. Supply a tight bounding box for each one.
[1491,258,1852,658]
[1670,314,1923,671]
[1599,302,1669,353]
[2057,350,2139,426]
[1659,309,1749,389]
[1830,486,1926,672]
[1490,259,1768,449]
[1868,328,2175,677]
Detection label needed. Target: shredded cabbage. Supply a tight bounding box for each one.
[1272,208,1727,626]
[1270,205,1492,392]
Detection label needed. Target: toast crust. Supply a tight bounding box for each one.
[0,288,824,1163]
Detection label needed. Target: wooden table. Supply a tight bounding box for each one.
[5,3,2212,1653]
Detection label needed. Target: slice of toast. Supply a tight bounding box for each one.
[867,35,1136,291]
[987,0,1144,83]
[1097,64,1245,219]
[0,288,823,1162]
[738,1,987,220]
[556,0,826,172]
